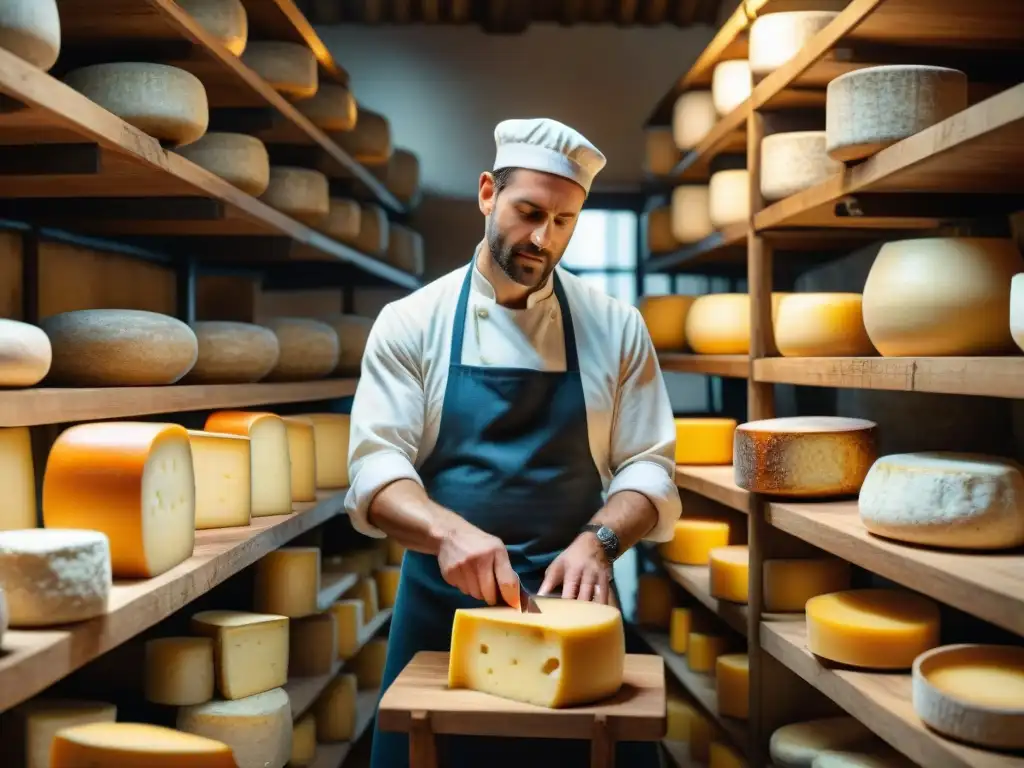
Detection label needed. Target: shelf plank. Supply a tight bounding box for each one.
[318,571,360,611]
[646,224,747,274]
[664,563,748,636]
[661,739,701,768]
[659,354,749,379]
[240,0,349,85]
[753,356,1024,399]
[0,378,359,428]
[308,690,381,768]
[357,608,394,648]
[674,466,749,514]
[0,491,347,713]
[761,620,1024,768]
[767,499,1024,636]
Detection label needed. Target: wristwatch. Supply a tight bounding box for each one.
[581,524,620,564]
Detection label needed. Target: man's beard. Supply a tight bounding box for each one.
[486,218,555,289]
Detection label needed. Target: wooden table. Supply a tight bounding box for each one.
[377,651,666,768]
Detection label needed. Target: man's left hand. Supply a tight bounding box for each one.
[538,532,612,603]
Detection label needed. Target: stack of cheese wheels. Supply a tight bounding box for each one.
[773,293,875,357]
[261,166,330,225]
[261,317,340,381]
[297,83,358,131]
[386,224,425,275]
[673,418,736,464]
[175,132,271,196]
[763,558,851,613]
[324,197,361,243]
[734,416,878,497]
[826,65,968,162]
[52,722,237,766]
[672,90,716,151]
[370,148,421,206]
[711,59,751,116]
[770,717,877,767]
[41,309,199,386]
[0,426,35,529]
[183,321,280,383]
[64,63,210,146]
[660,517,731,565]
[708,155,748,229]
[1012,273,1024,353]
[639,294,695,351]
[670,185,713,243]
[0,317,51,386]
[176,0,249,56]
[242,41,318,100]
[355,203,389,255]
[761,131,842,201]
[645,127,680,176]
[748,10,841,78]
[685,292,787,355]
[0,0,61,70]
[862,237,1023,356]
[335,107,392,164]
[323,314,374,376]
[647,206,677,254]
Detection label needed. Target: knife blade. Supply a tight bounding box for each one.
[519,581,542,613]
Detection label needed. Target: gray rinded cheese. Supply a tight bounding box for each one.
[242,41,318,100]
[297,84,357,131]
[711,59,752,116]
[183,321,280,384]
[175,132,270,196]
[323,197,361,243]
[334,108,392,164]
[760,131,842,201]
[670,185,712,243]
[370,148,420,206]
[749,11,840,77]
[386,224,425,276]
[0,0,61,70]
[176,0,248,56]
[263,317,340,382]
[0,318,51,387]
[322,314,374,376]
[354,203,389,256]
[260,166,330,225]
[672,90,716,150]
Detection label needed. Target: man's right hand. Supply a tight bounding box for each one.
[438,520,520,608]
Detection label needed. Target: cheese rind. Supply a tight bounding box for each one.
[191,610,290,700]
[263,317,340,381]
[175,133,270,196]
[0,426,36,530]
[386,224,425,276]
[187,430,251,530]
[774,293,874,357]
[176,0,248,56]
[0,0,61,70]
[749,11,840,76]
[709,169,750,228]
[204,411,292,517]
[300,413,351,488]
[255,547,321,618]
[716,654,749,719]
[241,41,317,99]
[711,59,752,116]
[369,148,421,205]
[315,672,357,741]
[670,608,691,654]
[176,687,292,768]
[674,418,736,465]
[689,709,714,761]
[0,318,51,386]
[183,321,279,383]
[770,717,875,767]
[672,90,716,150]
[289,611,338,676]
[296,84,357,131]
[666,691,695,740]
[670,185,713,243]
[50,722,236,768]
[260,167,330,225]
[709,546,749,604]
[635,574,674,628]
[761,131,842,201]
[812,748,918,767]
[281,417,317,502]
[763,559,851,613]
[639,295,695,351]
[659,519,731,565]
[9,698,118,768]
[145,637,215,705]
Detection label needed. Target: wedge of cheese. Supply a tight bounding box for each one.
[299,413,351,488]
[281,416,317,503]
[191,610,289,700]
[187,430,251,530]
[204,411,292,517]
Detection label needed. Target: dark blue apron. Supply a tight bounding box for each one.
[370,264,660,768]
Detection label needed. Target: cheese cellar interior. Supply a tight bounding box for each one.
[0,1,1022,767]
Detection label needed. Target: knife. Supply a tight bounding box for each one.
[518,580,542,613]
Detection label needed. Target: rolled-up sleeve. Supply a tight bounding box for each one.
[345,304,425,537]
[606,306,681,542]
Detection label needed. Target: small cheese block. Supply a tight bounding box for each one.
[186,430,251,530]
[296,84,357,131]
[912,643,1024,750]
[281,416,317,503]
[672,90,716,150]
[763,559,851,613]
[145,637,215,705]
[177,687,292,768]
[64,63,209,146]
[734,416,878,498]
[323,314,373,376]
[374,565,400,609]
[370,148,421,206]
[41,309,199,386]
[7,699,117,768]
[387,224,425,275]
[449,599,624,707]
[749,11,840,77]
[716,654,749,719]
[826,65,968,162]
[0,0,61,70]
[191,610,289,700]
[709,169,750,228]
[347,576,379,622]
[323,197,361,243]
[770,717,875,768]
[812,747,918,768]
[689,709,714,761]
[1012,273,1024,353]
[674,418,736,465]
[353,637,388,689]
[670,607,691,654]
[712,59,752,116]
[761,131,842,201]
[289,611,338,676]
[204,411,292,517]
[43,422,196,578]
[255,547,321,618]
[859,452,1024,549]
[666,691,696,740]
[710,741,747,768]
[646,206,677,254]
[0,318,51,386]
[241,41,317,100]
[329,598,364,659]
[709,546,749,604]
[334,108,392,163]
[387,538,405,565]
[183,321,279,383]
[862,237,1023,356]
[774,293,874,357]
[290,714,317,766]
[355,203,389,256]
[805,589,941,669]
[659,519,731,565]
[688,631,728,673]
[670,185,713,244]
[175,132,270,196]
[635,573,674,628]
[51,722,236,768]
[645,127,681,176]
[300,413,351,488]
[639,295,694,351]
[176,0,249,56]
[315,672,358,741]
[685,293,787,355]
[0,426,35,530]
[260,166,330,225]
[262,317,340,382]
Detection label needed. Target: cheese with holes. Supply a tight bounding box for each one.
[0,0,60,70]
[263,318,340,382]
[449,599,624,707]
[863,238,1023,356]
[347,577,379,622]
[688,631,728,673]
[296,84,357,131]
[826,65,968,162]
[764,559,851,613]
[639,295,695,351]
[672,90,716,150]
[667,691,695,740]
[324,197,361,243]
[647,206,677,254]
[353,637,388,689]
[859,452,1024,549]
[291,714,317,766]
[659,519,731,565]
[0,318,51,386]
[387,538,405,565]
[370,148,421,206]
[241,41,317,99]
[709,169,750,228]
[734,416,878,498]
[635,574,673,628]
[716,654,749,719]
[255,547,321,618]
[315,672,358,741]
[685,293,787,355]
[689,709,714,761]
[710,546,749,604]
[749,11,840,76]
[387,224,425,275]
[300,413,350,488]
[289,611,338,676]
[191,610,289,699]
[355,203,389,256]
[670,185,713,243]
[176,133,270,196]
[0,427,35,530]
[813,748,917,768]
[710,742,747,768]
[41,309,199,386]
[774,293,874,357]
[177,0,248,56]
[761,132,842,200]
[177,687,292,768]
[645,127,681,176]
[43,422,196,578]
[806,589,941,669]
[334,108,392,163]
[64,63,209,146]
[204,411,292,517]
[375,565,400,609]
[281,417,317,503]
[186,430,251,530]
[670,607,691,654]
[183,321,279,383]
[145,637,215,705]
[260,167,330,225]
[329,599,364,659]
[324,314,373,376]
[770,717,875,767]
[7,699,117,768]
[712,60,751,116]
[674,418,736,464]
[1013,273,1024,353]
[51,722,236,768]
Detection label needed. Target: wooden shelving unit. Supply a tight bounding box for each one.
[674,465,749,514]
[659,353,749,379]
[665,562,748,636]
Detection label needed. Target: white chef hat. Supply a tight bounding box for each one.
[493,117,607,194]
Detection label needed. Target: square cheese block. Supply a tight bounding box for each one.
[329,599,364,659]
[298,413,351,488]
[186,430,252,530]
[144,637,215,706]
[50,722,237,768]
[0,426,36,530]
[204,411,292,517]
[314,672,357,742]
[346,577,379,622]
[254,547,321,618]
[352,638,388,690]
[281,417,317,503]
[8,699,117,768]
[176,687,292,768]
[191,610,289,700]
[289,612,338,677]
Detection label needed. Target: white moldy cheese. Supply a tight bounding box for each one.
[749,11,840,77]
[711,59,751,116]
[672,90,716,150]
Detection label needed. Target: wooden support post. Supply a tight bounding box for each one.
[409,711,438,768]
[590,713,614,768]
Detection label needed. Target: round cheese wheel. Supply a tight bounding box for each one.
[176,0,248,56]
[335,108,392,164]
[670,185,713,243]
[812,747,918,768]
[387,224,424,275]
[175,132,270,196]
[645,128,680,176]
[659,519,731,565]
[263,317,339,381]
[323,197,361,242]
[0,0,60,70]
[672,90,716,151]
[734,416,878,497]
[709,169,749,229]
[638,295,695,351]
[355,203,389,255]
[260,166,329,225]
[761,131,842,201]
[0,317,51,386]
[323,314,373,376]
[296,83,357,131]
[862,237,1023,356]
[749,11,840,77]
[64,63,209,147]
[647,206,677,254]
[770,717,875,767]
[1010,273,1024,353]
[709,545,748,603]
[41,309,199,386]
[177,687,291,768]
[711,59,751,116]
[774,293,875,357]
[241,41,318,100]
[685,293,787,355]
[183,321,280,383]
[826,65,968,162]
[370,148,420,206]
[51,722,237,768]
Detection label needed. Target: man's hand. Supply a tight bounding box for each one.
[438,520,520,608]
[539,533,612,604]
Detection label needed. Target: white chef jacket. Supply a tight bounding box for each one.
[344,259,682,542]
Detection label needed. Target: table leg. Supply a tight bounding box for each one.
[590,713,614,768]
[409,710,438,768]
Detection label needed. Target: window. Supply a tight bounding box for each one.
[560,209,639,304]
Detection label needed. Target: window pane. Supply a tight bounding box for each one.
[643,274,672,296]
[562,210,638,270]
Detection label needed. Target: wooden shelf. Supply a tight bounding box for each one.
[767,499,1024,636]
[646,224,747,274]
[0,378,358,428]
[0,491,347,713]
[240,0,350,85]
[674,466,749,514]
[664,563,748,636]
[318,571,360,611]
[761,620,1024,768]
[659,354,749,379]
[308,690,381,768]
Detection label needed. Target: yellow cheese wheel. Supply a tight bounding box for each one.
[260,166,330,225]
[296,84,357,131]
[709,169,750,228]
[761,131,842,201]
[862,237,1023,356]
[685,293,787,355]
[50,722,236,768]
[353,637,388,689]
[0,318,51,387]
[262,317,340,381]
[806,589,941,669]
[183,321,279,383]
[688,631,728,673]
[774,293,875,357]
[254,547,320,618]
[647,206,677,254]
[674,418,736,464]
[716,654,749,720]
[712,59,752,116]
[347,576,379,622]
[635,574,674,628]
[763,558,851,613]
[645,128,681,176]
[191,610,289,700]
[241,41,318,100]
[0,0,61,70]
[281,416,317,503]
[203,411,291,517]
[669,607,691,654]
[670,184,713,243]
[659,519,731,565]
[639,295,695,351]
[672,90,716,150]
[329,599,363,659]
[315,673,357,741]
[299,413,350,488]
[734,416,878,498]
[334,108,392,164]
[175,132,270,196]
[749,11,840,77]
[176,0,248,56]
[709,546,748,604]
